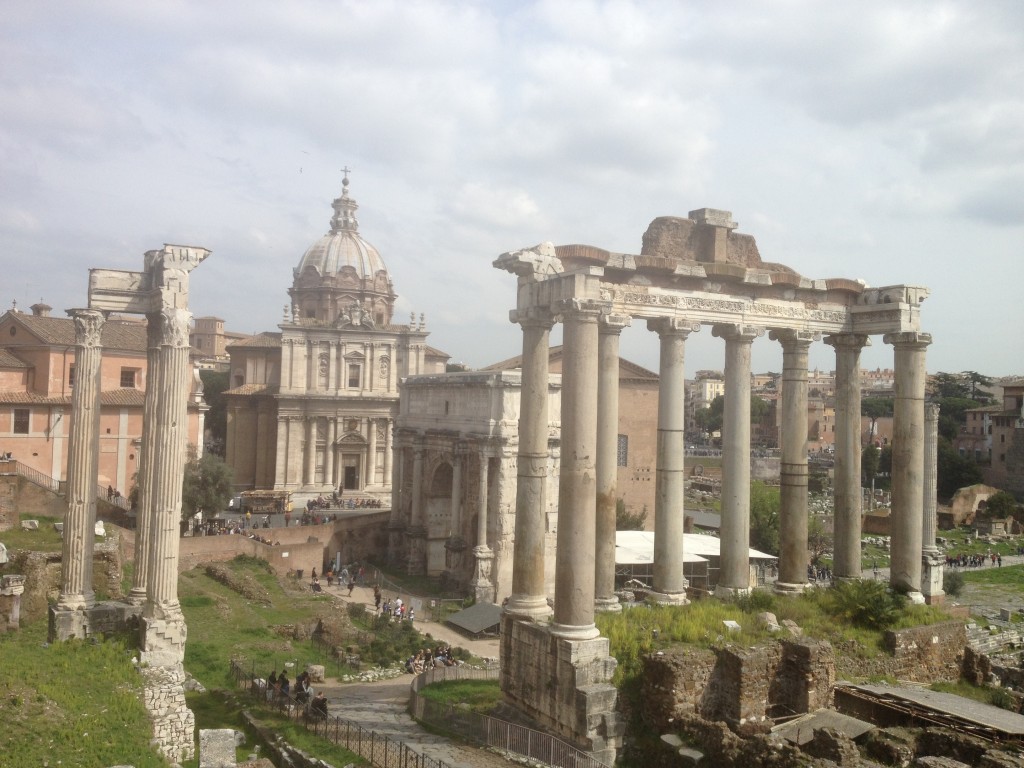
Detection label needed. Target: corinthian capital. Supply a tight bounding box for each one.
[67,308,106,347]
[647,316,700,337]
[159,307,192,347]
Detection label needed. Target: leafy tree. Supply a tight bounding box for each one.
[615,499,648,530]
[936,396,984,442]
[862,445,880,487]
[962,371,994,403]
[181,451,234,522]
[199,369,230,456]
[981,491,1018,519]
[943,570,965,598]
[862,398,893,446]
[929,372,971,400]
[704,394,770,437]
[749,481,780,556]
[807,515,833,565]
[936,438,983,501]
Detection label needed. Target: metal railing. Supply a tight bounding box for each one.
[0,458,60,493]
[409,665,612,768]
[229,658,455,768]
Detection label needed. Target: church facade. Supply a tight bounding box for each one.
[224,178,449,495]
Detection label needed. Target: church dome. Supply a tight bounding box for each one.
[294,176,389,281]
[289,174,397,328]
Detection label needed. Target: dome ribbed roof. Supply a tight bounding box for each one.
[294,176,389,280]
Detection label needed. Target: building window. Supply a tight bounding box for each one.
[348,363,361,388]
[68,364,75,388]
[617,434,628,467]
[120,368,139,388]
[13,408,30,434]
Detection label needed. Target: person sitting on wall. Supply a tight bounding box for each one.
[311,576,322,593]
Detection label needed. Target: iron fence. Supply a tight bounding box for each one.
[409,665,612,768]
[229,658,455,768]
[1,458,60,493]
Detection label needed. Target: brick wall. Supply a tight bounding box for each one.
[882,621,965,681]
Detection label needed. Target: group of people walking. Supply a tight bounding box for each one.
[265,668,330,719]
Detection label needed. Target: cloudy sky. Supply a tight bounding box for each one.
[3,0,1022,377]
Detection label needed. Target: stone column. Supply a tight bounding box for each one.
[922,402,945,604]
[449,444,463,538]
[472,450,495,603]
[304,417,316,487]
[647,317,696,605]
[772,329,814,595]
[128,313,161,606]
[506,309,555,620]
[366,418,378,487]
[383,418,393,486]
[884,332,932,599]
[595,313,629,613]
[551,300,601,640]
[406,442,426,575]
[824,334,869,580]
[713,324,760,596]
[141,307,194,665]
[325,418,336,488]
[58,308,105,611]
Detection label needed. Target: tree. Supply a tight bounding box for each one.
[199,369,230,456]
[861,398,893,446]
[749,481,780,556]
[962,371,994,403]
[181,451,234,522]
[704,394,770,438]
[807,515,833,566]
[936,438,983,501]
[615,499,647,530]
[981,491,1018,519]
[862,445,880,488]
[929,372,971,400]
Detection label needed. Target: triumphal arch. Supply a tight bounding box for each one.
[494,208,935,764]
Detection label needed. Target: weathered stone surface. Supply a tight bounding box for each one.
[803,727,860,766]
[199,728,236,768]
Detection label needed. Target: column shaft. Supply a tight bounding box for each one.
[596,315,628,612]
[325,418,336,488]
[58,309,105,610]
[825,334,868,579]
[129,314,161,605]
[552,302,600,639]
[145,308,193,616]
[885,332,932,596]
[714,325,758,595]
[647,318,693,603]
[774,330,813,593]
[506,311,554,619]
[304,417,316,486]
[923,403,940,554]
[450,447,463,537]
[366,419,378,487]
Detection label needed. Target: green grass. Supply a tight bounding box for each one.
[931,680,1019,711]
[959,563,1024,586]
[418,679,502,712]
[941,529,1024,558]
[1,513,67,554]
[0,622,171,767]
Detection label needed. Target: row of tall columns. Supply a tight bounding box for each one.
[774,330,814,594]
[826,334,869,580]
[647,318,692,604]
[505,310,555,620]
[551,301,601,640]
[595,314,628,613]
[298,416,391,488]
[715,324,759,595]
[58,309,106,610]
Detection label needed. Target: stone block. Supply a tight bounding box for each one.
[94,520,105,537]
[306,663,325,683]
[199,728,236,767]
[20,519,39,531]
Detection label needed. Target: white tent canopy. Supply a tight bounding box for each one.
[615,530,776,566]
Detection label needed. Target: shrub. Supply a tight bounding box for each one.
[943,570,965,598]
[825,579,905,630]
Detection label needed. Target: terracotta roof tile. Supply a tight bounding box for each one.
[0,349,29,368]
[226,332,282,349]
[10,313,147,352]
[224,383,280,396]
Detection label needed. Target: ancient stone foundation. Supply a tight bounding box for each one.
[141,664,196,764]
[500,615,622,765]
[48,600,143,641]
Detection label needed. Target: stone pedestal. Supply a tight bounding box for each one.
[471,544,496,604]
[405,526,427,576]
[922,553,945,606]
[0,574,25,631]
[49,600,144,642]
[500,615,622,766]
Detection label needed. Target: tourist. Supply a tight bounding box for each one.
[347,577,356,597]
[279,672,290,699]
[311,691,329,719]
[373,585,382,611]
